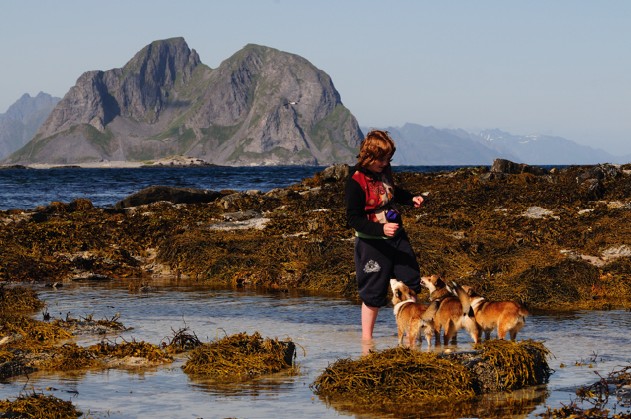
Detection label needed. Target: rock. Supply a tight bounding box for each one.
[490,158,548,175]
[578,177,605,199]
[115,185,221,208]
[319,164,349,182]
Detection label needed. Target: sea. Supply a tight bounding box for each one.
[0,165,470,210]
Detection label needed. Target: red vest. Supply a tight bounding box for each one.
[351,170,394,223]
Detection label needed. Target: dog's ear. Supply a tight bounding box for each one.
[409,288,418,302]
[436,276,446,288]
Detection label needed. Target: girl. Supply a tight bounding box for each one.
[345,130,425,342]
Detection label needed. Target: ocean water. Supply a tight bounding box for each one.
[0,165,469,210]
[0,280,629,418]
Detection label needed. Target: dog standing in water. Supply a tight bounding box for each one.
[420,274,474,346]
[447,281,529,342]
[390,279,434,349]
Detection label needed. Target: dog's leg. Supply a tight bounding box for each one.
[463,317,480,344]
[423,326,433,351]
[433,328,441,346]
[509,318,525,341]
[408,333,417,348]
[497,324,507,340]
[397,326,405,346]
[444,320,456,346]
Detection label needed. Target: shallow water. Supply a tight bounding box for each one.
[1,280,629,418]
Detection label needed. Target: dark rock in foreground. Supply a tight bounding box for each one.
[115,185,222,208]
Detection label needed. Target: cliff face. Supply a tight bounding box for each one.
[6,38,362,166]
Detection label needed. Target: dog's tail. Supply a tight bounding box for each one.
[422,299,439,322]
[518,305,530,318]
[447,280,473,318]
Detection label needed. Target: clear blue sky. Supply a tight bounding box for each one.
[2,0,630,155]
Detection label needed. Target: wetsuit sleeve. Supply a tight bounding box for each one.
[345,176,386,237]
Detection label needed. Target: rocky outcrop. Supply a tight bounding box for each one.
[114,185,221,208]
[490,158,548,175]
[6,38,362,166]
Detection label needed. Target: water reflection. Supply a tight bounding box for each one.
[1,280,629,418]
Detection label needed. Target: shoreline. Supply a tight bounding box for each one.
[0,156,215,169]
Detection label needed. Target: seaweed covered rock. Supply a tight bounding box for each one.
[0,393,81,418]
[459,339,552,393]
[311,340,551,417]
[182,331,296,381]
[2,163,631,310]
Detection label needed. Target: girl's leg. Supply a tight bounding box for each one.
[361,302,379,340]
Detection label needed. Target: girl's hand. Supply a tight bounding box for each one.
[413,195,424,208]
[383,222,399,237]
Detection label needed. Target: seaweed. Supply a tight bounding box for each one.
[539,365,631,418]
[311,347,475,415]
[312,340,552,417]
[88,339,172,363]
[0,284,44,313]
[182,331,297,381]
[161,326,203,354]
[0,392,81,418]
[2,166,631,310]
[470,339,552,392]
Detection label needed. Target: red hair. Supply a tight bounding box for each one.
[357,130,396,168]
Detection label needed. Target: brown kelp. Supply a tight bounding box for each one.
[3,164,630,310]
[311,340,552,417]
[182,331,297,381]
[0,393,81,418]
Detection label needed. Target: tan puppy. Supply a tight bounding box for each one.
[448,281,529,342]
[420,274,473,346]
[390,279,434,349]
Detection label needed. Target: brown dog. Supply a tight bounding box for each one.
[448,281,529,342]
[420,274,474,346]
[390,279,434,349]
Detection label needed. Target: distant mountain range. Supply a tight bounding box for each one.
[375,124,629,166]
[0,92,60,159]
[0,37,628,166]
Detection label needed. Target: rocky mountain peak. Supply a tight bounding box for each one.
[7,38,361,166]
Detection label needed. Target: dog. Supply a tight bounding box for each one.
[447,281,529,342]
[420,274,476,346]
[390,279,434,349]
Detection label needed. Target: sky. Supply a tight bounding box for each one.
[2,0,630,156]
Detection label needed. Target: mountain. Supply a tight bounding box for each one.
[478,129,621,165]
[4,37,362,166]
[381,124,516,165]
[365,123,624,166]
[0,92,60,160]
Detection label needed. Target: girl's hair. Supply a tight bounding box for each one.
[356,130,396,168]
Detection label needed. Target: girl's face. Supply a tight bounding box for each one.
[366,156,391,173]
